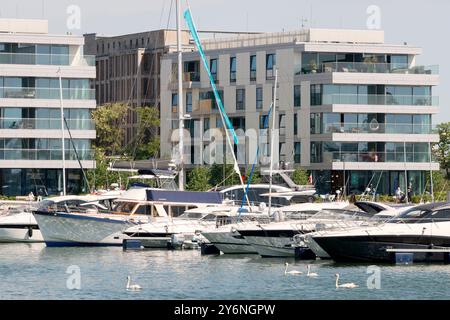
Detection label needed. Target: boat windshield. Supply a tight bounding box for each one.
[113,201,137,214]
[389,207,433,224]
[308,209,373,221]
[178,211,205,219]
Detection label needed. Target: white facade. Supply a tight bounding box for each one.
[160,28,440,195]
[0,19,96,196]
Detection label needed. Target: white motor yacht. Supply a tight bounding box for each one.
[0,193,119,243]
[33,189,225,247]
[202,201,350,255]
[311,202,450,263]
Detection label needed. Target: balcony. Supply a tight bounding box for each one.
[322,123,433,135]
[323,151,434,163]
[0,53,95,67]
[0,118,95,131]
[0,87,95,100]
[0,149,94,161]
[319,94,438,106]
[297,63,438,75]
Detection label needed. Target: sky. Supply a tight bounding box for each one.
[1,0,448,123]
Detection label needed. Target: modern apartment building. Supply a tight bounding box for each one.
[0,19,96,196]
[84,30,192,145]
[160,28,440,195]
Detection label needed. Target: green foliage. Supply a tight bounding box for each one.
[244,168,262,184]
[186,167,212,191]
[292,169,310,185]
[433,122,450,178]
[86,148,132,191]
[209,164,240,187]
[91,103,128,155]
[126,106,160,160]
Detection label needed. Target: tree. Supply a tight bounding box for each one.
[209,164,240,188]
[86,148,132,191]
[91,103,128,155]
[292,169,310,185]
[433,122,450,178]
[244,168,262,184]
[126,106,160,160]
[186,167,212,191]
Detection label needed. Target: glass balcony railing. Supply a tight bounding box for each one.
[0,87,95,100]
[297,63,439,75]
[0,118,95,130]
[0,53,95,67]
[322,151,435,163]
[319,94,438,106]
[0,149,94,161]
[322,123,433,135]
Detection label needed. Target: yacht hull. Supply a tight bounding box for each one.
[0,212,43,243]
[201,230,257,254]
[304,235,331,259]
[240,232,300,257]
[313,235,450,263]
[33,211,136,247]
[0,225,43,243]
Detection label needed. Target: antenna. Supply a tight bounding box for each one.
[300,17,308,30]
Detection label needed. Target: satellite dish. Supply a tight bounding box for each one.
[369,119,380,131]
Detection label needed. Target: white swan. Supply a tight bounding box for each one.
[306,265,318,277]
[284,262,302,275]
[126,276,142,291]
[335,273,358,289]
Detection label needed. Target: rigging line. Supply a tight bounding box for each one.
[63,116,91,193]
[127,0,174,160]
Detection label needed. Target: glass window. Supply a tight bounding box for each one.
[294,142,301,163]
[310,84,322,106]
[210,58,218,82]
[258,114,267,129]
[236,88,245,110]
[293,114,298,136]
[230,57,236,82]
[266,53,275,79]
[250,55,257,81]
[323,113,341,133]
[171,93,178,113]
[390,55,408,70]
[340,85,358,104]
[302,52,318,74]
[171,93,178,106]
[51,45,69,65]
[310,113,321,134]
[186,92,192,113]
[294,85,301,107]
[256,87,263,110]
[266,54,275,70]
[318,53,336,71]
[36,45,51,65]
[413,86,431,105]
[203,118,210,133]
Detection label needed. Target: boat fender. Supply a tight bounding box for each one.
[28,226,33,238]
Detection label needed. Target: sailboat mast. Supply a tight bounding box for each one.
[268,69,278,217]
[58,69,66,196]
[176,0,184,191]
[429,141,434,202]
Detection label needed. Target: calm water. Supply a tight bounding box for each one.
[1,243,450,300]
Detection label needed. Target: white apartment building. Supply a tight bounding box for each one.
[160,28,440,195]
[0,19,96,196]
